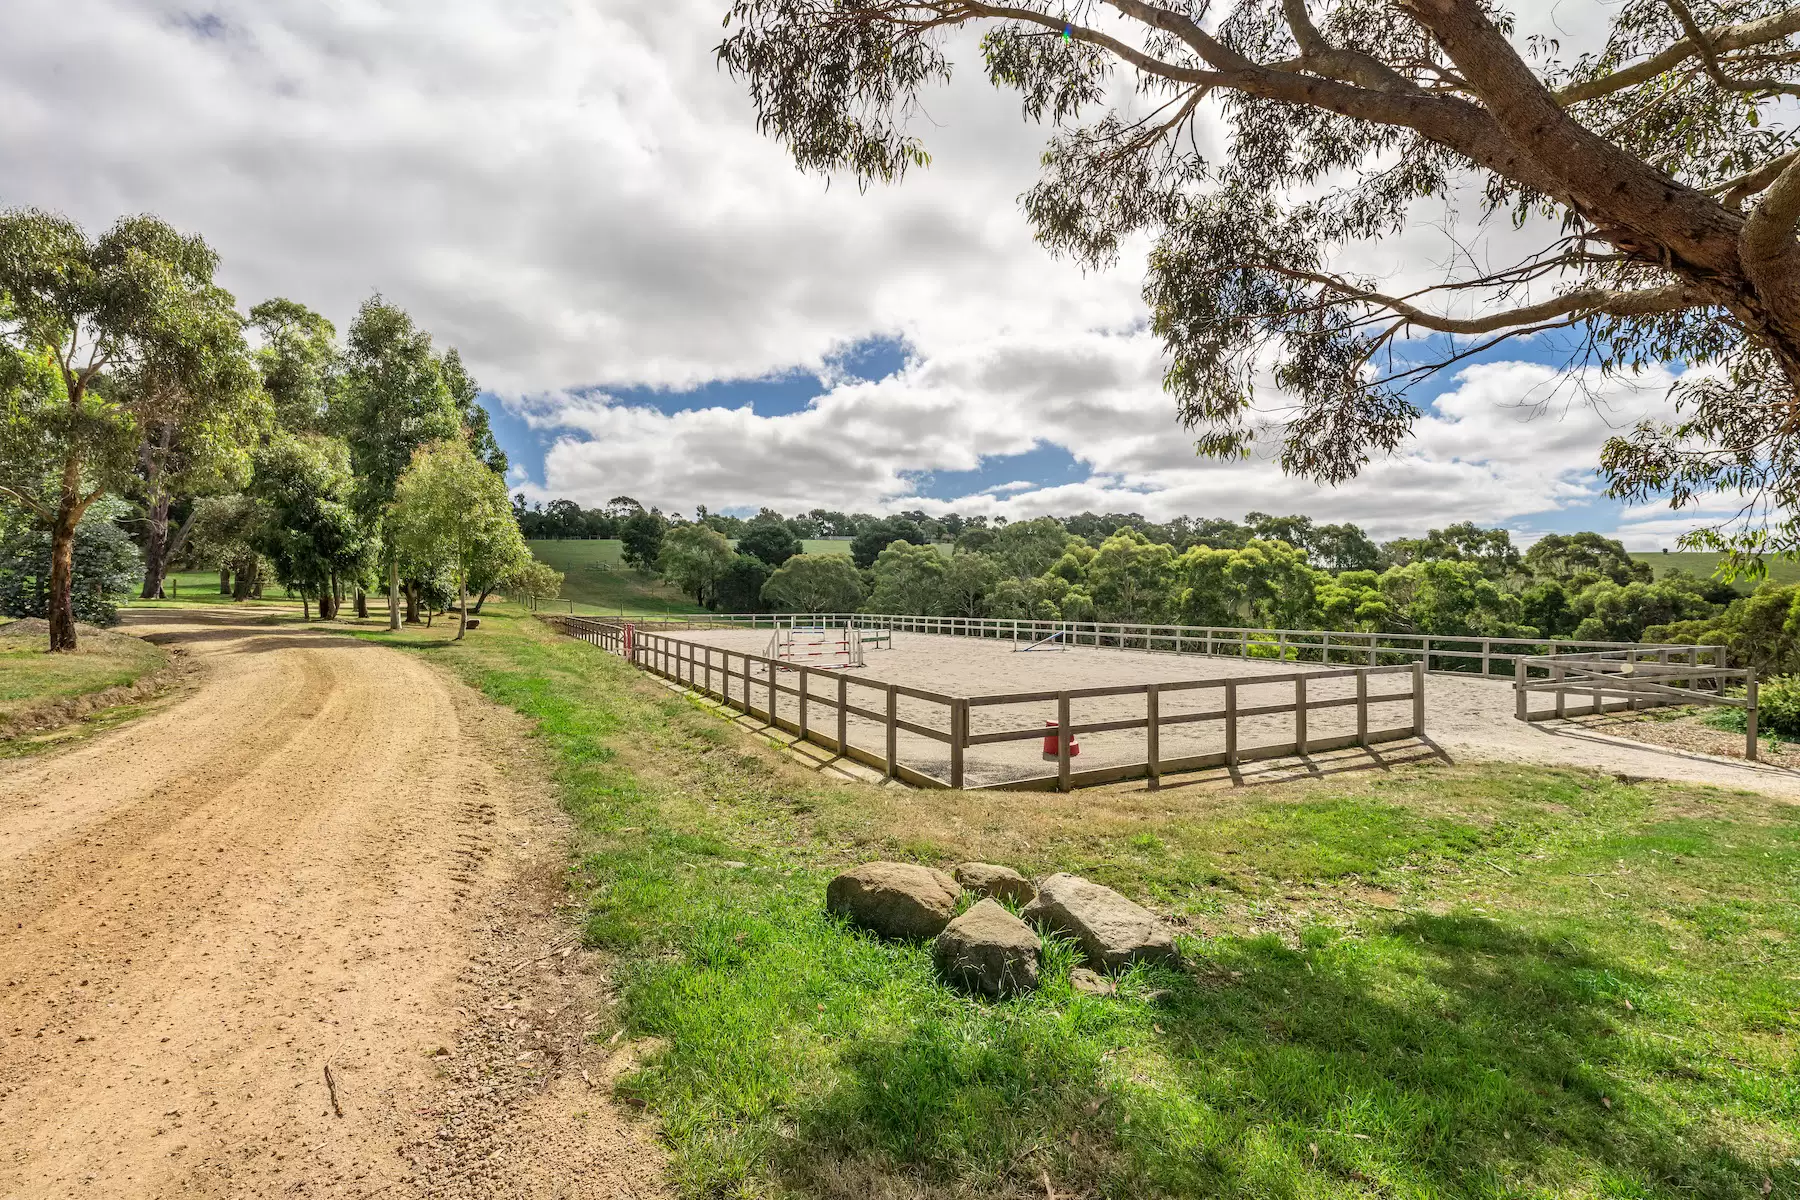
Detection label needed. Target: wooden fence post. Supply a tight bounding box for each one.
[1295,676,1308,755]
[885,685,898,779]
[1225,682,1239,768]
[1057,692,1072,792]
[837,674,848,753]
[1356,671,1369,747]
[1747,673,1759,762]
[798,665,809,740]
[950,700,965,789]
[1553,661,1566,719]
[1481,639,1492,677]
[1412,662,1426,735]
[1146,684,1161,790]
[768,657,777,725]
[1514,657,1528,721]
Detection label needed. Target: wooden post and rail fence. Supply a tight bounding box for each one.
[545,614,1428,792]
[532,605,1726,682]
[1513,649,1762,761]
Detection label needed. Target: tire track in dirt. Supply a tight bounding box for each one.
[0,609,664,1198]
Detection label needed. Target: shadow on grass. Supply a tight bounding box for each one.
[784,914,1776,1199]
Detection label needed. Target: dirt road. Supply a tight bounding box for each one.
[0,610,663,1198]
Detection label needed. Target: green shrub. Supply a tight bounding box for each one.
[1757,675,1800,738]
[0,499,142,627]
[1702,673,1800,741]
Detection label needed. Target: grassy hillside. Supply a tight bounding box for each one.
[356,606,1800,1200]
[1632,551,1800,590]
[526,539,705,615]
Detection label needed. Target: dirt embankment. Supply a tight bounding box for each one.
[0,609,664,1198]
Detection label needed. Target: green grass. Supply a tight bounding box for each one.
[0,622,168,721]
[1633,551,1800,589]
[126,569,308,610]
[353,607,1799,1199]
[526,540,707,616]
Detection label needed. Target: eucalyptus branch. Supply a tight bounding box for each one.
[1555,6,1800,105]
[1279,0,1418,92]
[1711,149,1800,208]
[0,485,51,523]
[1665,0,1800,98]
[1257,263,1707,334]
[1739,152,1800,276]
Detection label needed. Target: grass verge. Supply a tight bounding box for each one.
[359,606,1799,1199]
[0,623,168,720]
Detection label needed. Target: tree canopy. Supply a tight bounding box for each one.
[391,439,528,639]
[762,552,867,611]
[721,0,1800,568]
[0,209,268,648]
[250,433,369,620]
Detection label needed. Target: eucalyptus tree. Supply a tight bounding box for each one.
[0,209,267,649]
[390,438,527,639]
[721,0,1800,566]
[131,338,265,600]
[250,433,370,620]
[659,522,737,604]
[761,551,868,611]
[250,298,339,433]
[332,297,464,628]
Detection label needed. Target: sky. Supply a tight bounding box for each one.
[0,0,1733,548]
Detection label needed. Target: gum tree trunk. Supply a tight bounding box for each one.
[47,455,87,653]
[140,492,171,599]
[456,572,468,640]
[387,558,401,631]
[47,504,80,653]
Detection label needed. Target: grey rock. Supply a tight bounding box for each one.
[826,861,960,940]
[933,899,1041,997]
[1068,967,1116,996]
[953,862,1036,906]
[1022,873,1179,969]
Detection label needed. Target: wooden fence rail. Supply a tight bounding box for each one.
[535,604,1724,681]
[544,615,1428,792]
[1512,651,1761,761]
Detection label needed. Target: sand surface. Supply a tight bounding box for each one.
[0,609,664,1199]
[659,628,1800,797]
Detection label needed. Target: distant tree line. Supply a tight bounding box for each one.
[525,492,1789,657]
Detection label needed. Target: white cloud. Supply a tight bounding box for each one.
[513,346,1689,540]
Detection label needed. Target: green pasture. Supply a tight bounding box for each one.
[526,540,706,616]
[1632,550,1800,589]
[132,569,304,609]
[357,606,1800,1200]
